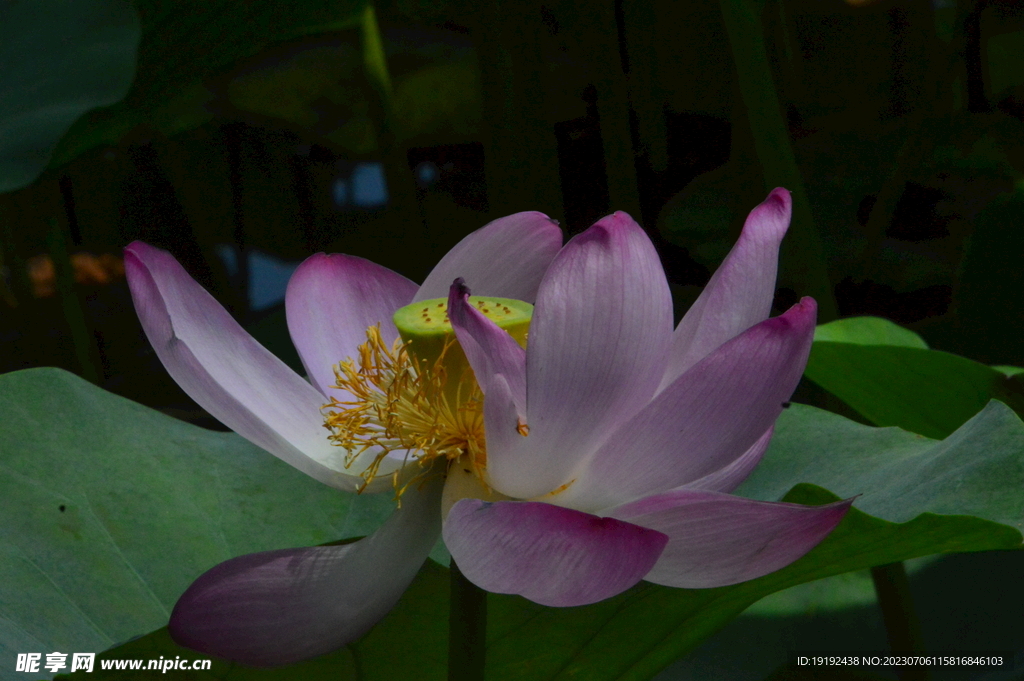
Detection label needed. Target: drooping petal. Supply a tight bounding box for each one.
[447,278,526,418]
[443,499,668,607]
[660,188,791,391]
[489,212,674,500]
[285,253,417,397]
[674,425,774,494]
[557,298,816,512]
[414,212,562,303]
[169,475,442,666]
[608,488,852,588]
[125,242,383,492]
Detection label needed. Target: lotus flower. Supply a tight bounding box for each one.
[125,188,850,667]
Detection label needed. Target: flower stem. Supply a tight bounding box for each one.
[870,562,930,681]
[448,560,487,681]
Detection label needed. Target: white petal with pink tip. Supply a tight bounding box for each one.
[660,188,792,391]
[125,242,383,492]
[485,212,674,500]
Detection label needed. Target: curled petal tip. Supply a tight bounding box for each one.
[123,240,157,264]
[774,296,818,332]
[517,209,555,221]
[565,210,650,262]
[295,252,341,271]
[767,187,792,204]
[796,295,818,319]
[594,210,642,233]
[742,189,792,243]
[763,188,792,219]
[524,210,559,227]
[447,278,471,311]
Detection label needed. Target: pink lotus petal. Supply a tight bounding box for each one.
[445,279,530,489]
[675,425,775,494]
[443,499,668,606]
[660,188,791,391]
[558,298,816,511]
[285,253,417,397]
[609,488,852,588]
[446,279,527,417]
[124,242,379,491]
[169,476,442,666]
[414,211,562,303]
[490,212,674,499]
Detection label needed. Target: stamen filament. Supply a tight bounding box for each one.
[322,324,486,493]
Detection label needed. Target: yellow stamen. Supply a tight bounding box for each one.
[322,324,486,494]
[322,295,533,499]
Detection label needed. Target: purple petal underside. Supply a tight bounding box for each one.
[610,488,853,588]
[443,498,668,606]
[169,476,442,666]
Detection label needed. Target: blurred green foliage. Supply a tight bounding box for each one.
[0,0,139,192]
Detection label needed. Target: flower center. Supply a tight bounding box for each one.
[322,295,532,494]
